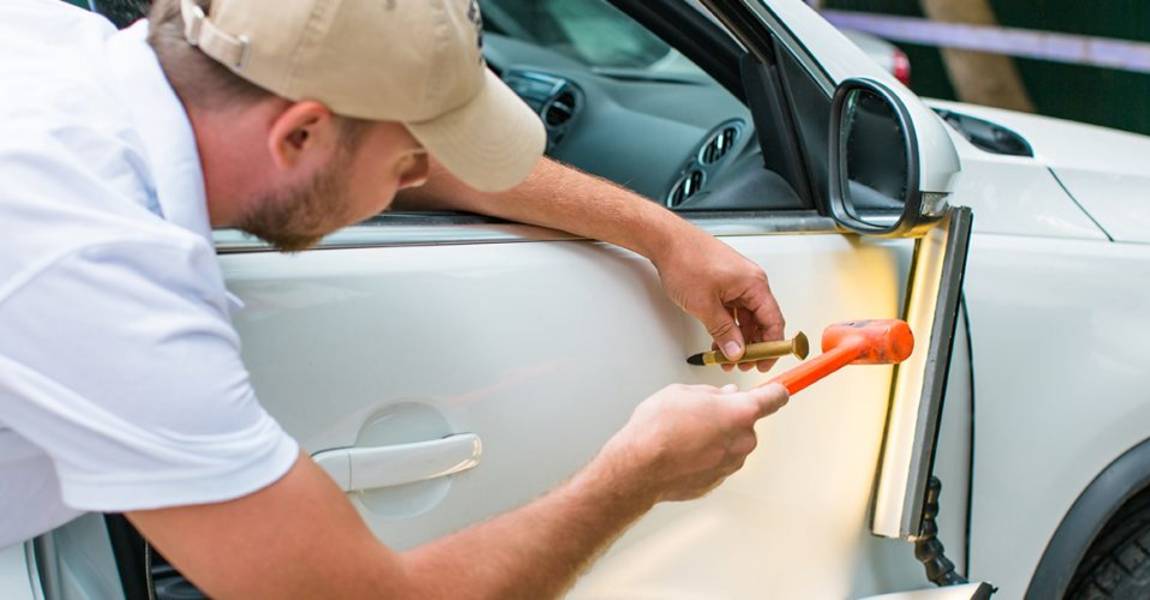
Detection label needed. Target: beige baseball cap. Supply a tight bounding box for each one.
[178,0,545,192]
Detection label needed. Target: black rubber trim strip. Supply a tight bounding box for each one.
[104,514,151,600]
[607,0,746,102]
[739,50,813,208]
[960,295,976,577]
[774,42,829,213]
[1026,436,1150,599]
[700,0,779,67]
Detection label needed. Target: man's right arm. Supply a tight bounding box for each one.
[128,383,789,599]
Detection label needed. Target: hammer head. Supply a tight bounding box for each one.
[822,319,914,365]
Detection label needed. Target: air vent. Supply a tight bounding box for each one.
[543,90,577,128]
[667,169,706,207]
[698,125,740,165]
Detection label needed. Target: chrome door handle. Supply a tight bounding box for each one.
[312,433,482,492]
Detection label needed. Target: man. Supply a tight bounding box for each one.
[0,0,790,596]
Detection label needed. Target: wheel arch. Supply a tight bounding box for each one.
[1026,435,1150,599]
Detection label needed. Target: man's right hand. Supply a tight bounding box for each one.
[597,382,789,504]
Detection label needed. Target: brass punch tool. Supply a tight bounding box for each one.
[686,332,810,366]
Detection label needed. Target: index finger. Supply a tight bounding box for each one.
[746,287,785,373]
[733,304,782,373]
[746,285,785,342]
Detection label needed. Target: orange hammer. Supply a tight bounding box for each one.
[763,319,914,395]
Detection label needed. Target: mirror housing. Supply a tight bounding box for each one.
[828,78,960,237]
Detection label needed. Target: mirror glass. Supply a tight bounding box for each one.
[841,88,910,226]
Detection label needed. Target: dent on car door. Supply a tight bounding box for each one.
[215,2,967,598]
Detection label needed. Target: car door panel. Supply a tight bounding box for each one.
[221,224,921,596]
[0,543,34,600]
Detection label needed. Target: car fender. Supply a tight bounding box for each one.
[1026,436,1150,599]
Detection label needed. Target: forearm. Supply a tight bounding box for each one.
[132,381,784,599]
[397,157,696,263]
[134,452,652,600]
[402,448,654,599]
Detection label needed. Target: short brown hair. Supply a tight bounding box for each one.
[146,0,272,110]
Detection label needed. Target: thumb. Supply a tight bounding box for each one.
[743,383,790,418]
[703,304,745,361]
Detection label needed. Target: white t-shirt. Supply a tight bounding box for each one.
[0,1,299,547]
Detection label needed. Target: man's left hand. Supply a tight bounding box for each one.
[654,228,786,373]
[396,157,786,370]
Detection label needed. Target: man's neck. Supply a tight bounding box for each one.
[184,103,279,228]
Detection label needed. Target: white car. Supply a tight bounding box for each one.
[8,0,1150,599]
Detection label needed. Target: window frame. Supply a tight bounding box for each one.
[213,211,839,254]
[339,0,823,237]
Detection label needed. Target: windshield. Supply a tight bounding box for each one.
[481,0,676,70]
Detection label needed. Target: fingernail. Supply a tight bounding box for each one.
[722,341,742,360]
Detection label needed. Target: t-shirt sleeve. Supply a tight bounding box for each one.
[0,238,299,512]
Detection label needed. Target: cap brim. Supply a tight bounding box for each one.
[406,69,546,193]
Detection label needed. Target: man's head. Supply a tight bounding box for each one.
[148,0,544,251]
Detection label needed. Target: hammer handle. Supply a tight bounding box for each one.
[762,341,862,396]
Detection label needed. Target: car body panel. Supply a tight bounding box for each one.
[924,98,1111,241]
[220,229,931,597]
[964,235,1150,597]
[928,99,1150,243]
[1054,168,1150,243]
[0,544,35,600]
[941,138,1107,241]
[923,100,1150,179]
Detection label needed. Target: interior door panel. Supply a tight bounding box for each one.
[221,225,925,597]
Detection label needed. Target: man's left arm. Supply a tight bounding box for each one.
[397,157,785,371]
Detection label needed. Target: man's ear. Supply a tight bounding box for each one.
[267,101,339,172]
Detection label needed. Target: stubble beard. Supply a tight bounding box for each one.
[235,147,359,253]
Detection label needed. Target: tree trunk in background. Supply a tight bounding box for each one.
[919,0,1035,112]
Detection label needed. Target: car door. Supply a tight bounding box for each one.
[215,0,967,597]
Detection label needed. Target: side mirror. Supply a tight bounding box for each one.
[828,78,950,237]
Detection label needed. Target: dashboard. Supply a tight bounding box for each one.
[485,33,804,211]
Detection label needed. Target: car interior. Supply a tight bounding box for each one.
[474,0,822,213]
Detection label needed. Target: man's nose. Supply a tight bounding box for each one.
[398,153,430,189]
